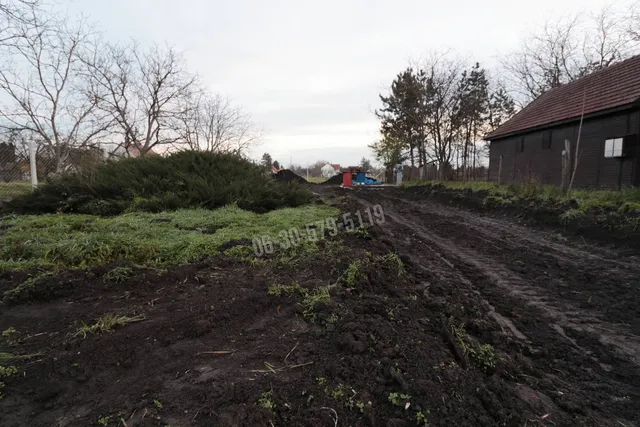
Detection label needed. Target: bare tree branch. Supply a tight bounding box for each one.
[0,11,112,173]
[86,42,197,156]
[178,90,260,155]
[501,3,640,105]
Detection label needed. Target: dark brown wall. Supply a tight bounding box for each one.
[488,109,640,188]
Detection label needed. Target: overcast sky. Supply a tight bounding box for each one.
[65,0,630,167]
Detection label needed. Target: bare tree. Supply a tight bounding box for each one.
[179,90,259,155]
[87,42,196,157]
[0,0,40,45]
[629,1,640,41]
[502,3,639,105]
[420,53,464,175]
[0,14,113,173]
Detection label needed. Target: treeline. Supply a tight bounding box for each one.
[0,1,259,174]
[372,1,640,178]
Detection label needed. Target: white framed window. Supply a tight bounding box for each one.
[604,138,624,158]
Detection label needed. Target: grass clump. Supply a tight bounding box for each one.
[104,266,133,283]
[267,283,331,320]
[3,151,312,215]
[74,314,146,339]
[377,252,405,276]
[267,283,307,297]
[344,260,362,288]
[2,272,53,303]
[0,203,339,271]
[406,180,640,213]
[301,287,331,320]
[453,325,497,373]
[0,364,18,399]
[560,208,585,224]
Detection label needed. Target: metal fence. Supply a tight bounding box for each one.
[0,140,119,201]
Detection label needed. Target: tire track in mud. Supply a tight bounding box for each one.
[350,189,640,424]
[356,191,640,362]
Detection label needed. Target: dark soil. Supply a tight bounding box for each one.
[1,188,638,427]
[322,173,344,185]
[273,169,308,184]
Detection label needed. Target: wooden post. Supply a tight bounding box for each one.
[561,139,571,193]
[497,155,503,185]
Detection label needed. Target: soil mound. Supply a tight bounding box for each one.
[273,169,307,184]
[323,173,344,185]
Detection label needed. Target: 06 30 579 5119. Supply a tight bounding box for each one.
[252,204,385,257]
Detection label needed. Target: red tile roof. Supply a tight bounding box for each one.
[486,55,640,140]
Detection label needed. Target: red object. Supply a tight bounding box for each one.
[342,172,352,187]
[276,306,281,314]
[487,55,640,140]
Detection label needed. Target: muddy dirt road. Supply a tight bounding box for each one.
[351,186,640,426]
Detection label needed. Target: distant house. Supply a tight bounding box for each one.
[321,163,341,178]
[485,55,640,189]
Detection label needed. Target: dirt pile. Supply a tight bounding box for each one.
[322,173,344,185]
[273,169,307,184]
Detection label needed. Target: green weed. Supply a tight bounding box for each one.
[560,208,585,224]
[301,287,331,320]
[388,392,411,406]
[75,314,146,338]
[2,327,17,338]
[326,313,339,324]
[0,352,42,364]
[387,309,395,321]
[267,283,307,297]
[153,399,163,409]
[618,202,640,214]
[104,266,132,283]
[97,415,112,426]
[2,272,54,303]
[345,228,370,238]
[344,260,362,287]
[377,252,405,276]
[0,364,18,398]
[258,391,276,410]
[453,325,497,373]
[331,384,345,400]
[416,410,431,426]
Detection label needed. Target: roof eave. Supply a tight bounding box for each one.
[486,103,639,141]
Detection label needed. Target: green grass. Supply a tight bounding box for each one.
[0,203,340,272]
[74,314,146,338]
[405,180,640,211]
[0,182,32,199]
